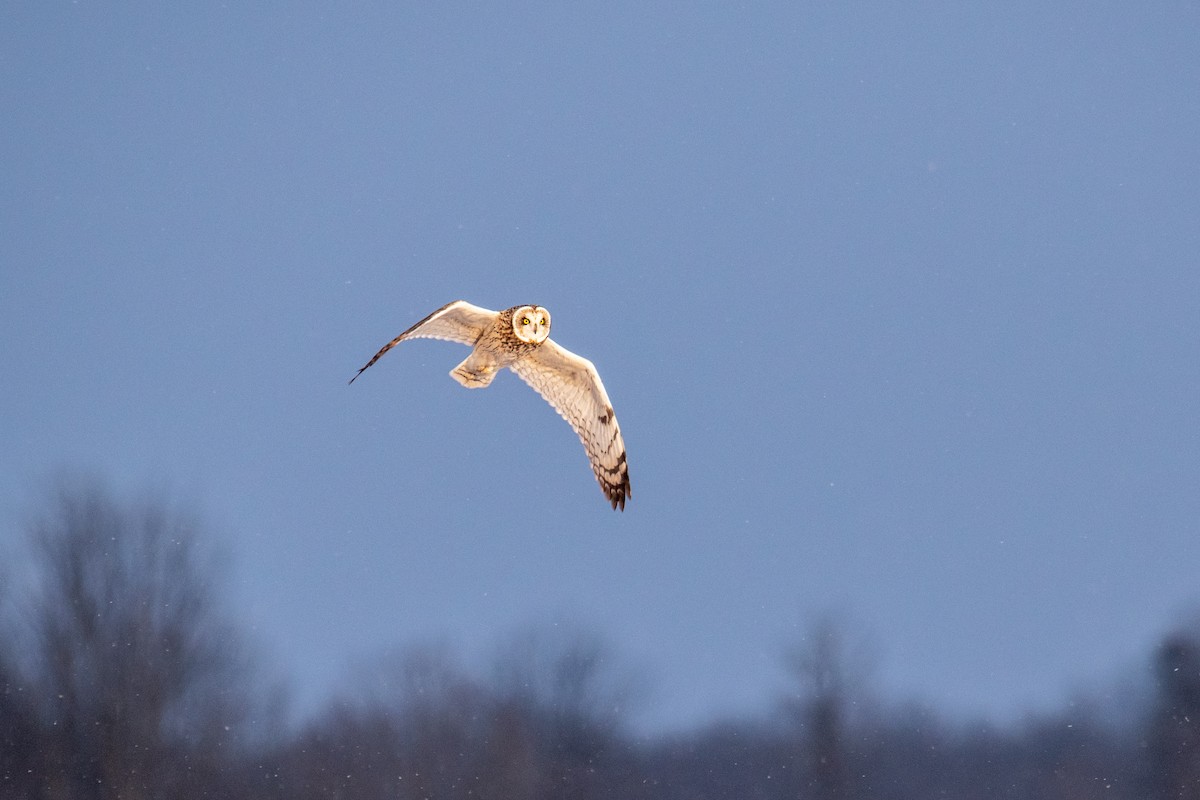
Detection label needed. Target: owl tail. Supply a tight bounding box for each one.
[450,356,498,389]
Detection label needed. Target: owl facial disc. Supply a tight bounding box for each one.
[511,305,551,344]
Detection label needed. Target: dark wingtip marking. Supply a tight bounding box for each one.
[612,481,629,511]
[601,455,630,511]
[349,300,471,387]
[607,484,626,511]
[348,360,375,385]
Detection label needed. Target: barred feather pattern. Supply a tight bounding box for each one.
[350,301,631,511]
[509,341,631,510]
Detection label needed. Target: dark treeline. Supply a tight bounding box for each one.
[2,482,1198,799]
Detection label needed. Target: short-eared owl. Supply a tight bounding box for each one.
[350,301,631,510]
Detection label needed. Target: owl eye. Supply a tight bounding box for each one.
[522,317,531,325]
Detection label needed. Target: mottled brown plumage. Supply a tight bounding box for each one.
[350,301,630,510]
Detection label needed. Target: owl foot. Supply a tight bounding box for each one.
[450,364,496,388]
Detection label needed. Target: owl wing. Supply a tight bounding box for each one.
[349,300,496,384]
[509,339,631,510]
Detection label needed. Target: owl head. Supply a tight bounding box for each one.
[511,305,551,344]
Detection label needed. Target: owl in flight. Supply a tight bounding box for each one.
[350,301,631,510]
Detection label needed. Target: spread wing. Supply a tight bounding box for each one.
[349,300,496,384]
[509,339,631,510]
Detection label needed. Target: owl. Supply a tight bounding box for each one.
[350,301,631,510]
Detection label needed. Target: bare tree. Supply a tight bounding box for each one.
[1146,629,1200,799]
[489,623,641,800]
[357,643,492,799]
[781,614,875,800]
[16,479,265,799]
[0,585,40,800]
[282,642,502,800]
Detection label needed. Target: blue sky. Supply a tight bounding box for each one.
[2,3,1199,732]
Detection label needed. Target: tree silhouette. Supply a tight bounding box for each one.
[5,479,1193,798]
[17,479,264,799]
[490,624,640,800]
[280,628,641,800]
[1147,630,1200,799]
[341,643,492,799]
[0,591,40,800]
[782,615,875,800]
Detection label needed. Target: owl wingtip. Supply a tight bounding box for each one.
[608,479,630,511]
